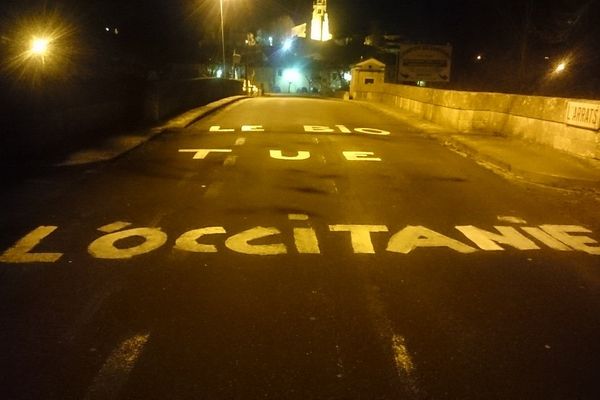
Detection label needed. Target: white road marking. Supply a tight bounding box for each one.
[178,149,232,159]
[83,333,150,400]
[497,216,528,224]
[288,214,309,221]
[88,228,168,259]
[241,125,264,132]
[387,225,477,254]
[209,126,234,132]
[98,221,132,233]
[521,227,572,251]
[234,137,246,146]
[175,227,227,253]
[539,225,600,255]
[293,228,321,254]
[223,155,238,166]
[2,223,599,264]
[342,151,382,161]
[336,124,352,133]
[354,127,390,135]
[456,225,540,251]
[225,226,287,255]
[0,226,63,263]
[304,125,335,133]
[329,225,389,254]
[269,150,310,160]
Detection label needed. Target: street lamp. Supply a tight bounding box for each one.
[554,62,567,74]
[30,37,49,55]
[282,38,293,52]
[219,0,226,78]
[30,36,50,65]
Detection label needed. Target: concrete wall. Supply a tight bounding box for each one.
[354,83,600,159]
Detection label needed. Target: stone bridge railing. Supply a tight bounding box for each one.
[354,84,600,160]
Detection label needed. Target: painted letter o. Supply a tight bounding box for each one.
[88,228,168,259]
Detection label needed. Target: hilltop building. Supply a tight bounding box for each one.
[310,0,332,41]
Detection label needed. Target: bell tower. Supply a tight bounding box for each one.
[310,0,332,41]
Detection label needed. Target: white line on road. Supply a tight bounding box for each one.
[84,333,150,400]
[234,137,246,146]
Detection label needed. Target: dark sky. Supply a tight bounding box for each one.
[0,1,489,41]
[2,0,599,63]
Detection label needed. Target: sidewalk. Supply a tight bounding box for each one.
[358,100,600,190]
[58,95,248,166]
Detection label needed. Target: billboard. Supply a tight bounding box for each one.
[398,44,452,82]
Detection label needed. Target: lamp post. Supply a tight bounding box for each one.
[219,0,226,78]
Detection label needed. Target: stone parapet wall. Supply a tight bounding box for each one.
[354,84,600,159]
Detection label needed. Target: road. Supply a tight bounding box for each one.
[1,96,599,399]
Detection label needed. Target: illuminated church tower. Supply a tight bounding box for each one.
[310,0,332,41]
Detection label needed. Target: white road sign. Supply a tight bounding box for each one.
[565,101,600,130]
[398,44,452,82]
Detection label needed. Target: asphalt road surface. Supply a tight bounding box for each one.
[1,96,599,400]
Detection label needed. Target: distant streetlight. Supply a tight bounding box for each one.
[219,0,226,78]
[283,68,300,92]
[554,62,567,74]
[30,37,49,56]
[282,38,293,52]
[29,36,51,65]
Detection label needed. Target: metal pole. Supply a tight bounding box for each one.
[220,0,226,78]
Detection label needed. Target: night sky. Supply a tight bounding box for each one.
[2,1,599,49]
[1,0,600,96]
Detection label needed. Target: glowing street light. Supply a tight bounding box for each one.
[554,62,567,74]
[30,37,50,56]
[219,0,227,78]
[283,68,300,92]
[282,38,293,52]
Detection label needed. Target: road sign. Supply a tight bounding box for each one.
[565,101,600,130]
[398,44,452,82]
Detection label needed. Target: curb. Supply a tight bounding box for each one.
[444,135,600,191]
[160,95,249,131]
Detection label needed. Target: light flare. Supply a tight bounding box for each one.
[30,37,50,56]
[1,9,77,86]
